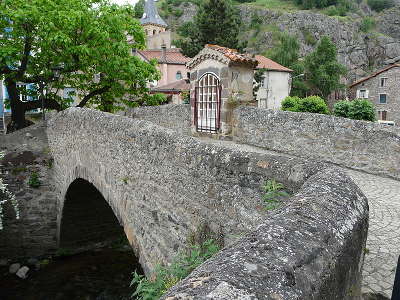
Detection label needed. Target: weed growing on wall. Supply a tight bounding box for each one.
[131,239,220,300]
[28,171,41,188]
[263,179,289,210]
[0,151,19,230]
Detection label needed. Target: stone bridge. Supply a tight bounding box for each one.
[33,107,368,299]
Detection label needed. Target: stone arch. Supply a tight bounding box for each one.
[56,165,144,263]
[59,178,126,249]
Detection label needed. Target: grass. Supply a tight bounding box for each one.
[246,0,301,11]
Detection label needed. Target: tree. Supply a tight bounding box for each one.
[175,0,244,58]
[0,0,161,131]
[304,36,347,99]
[269,33,309,97]
[133,0,145,19]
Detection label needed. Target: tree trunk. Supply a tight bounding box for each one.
[5,79,31,132]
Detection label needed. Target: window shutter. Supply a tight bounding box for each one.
[356,90,360,98]
[365,90,369,98]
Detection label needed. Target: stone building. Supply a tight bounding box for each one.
[137,0,190,100]
[186,44,258,135]
[349,64,400,124]
[254,55,293,110]
[140,0,170,49]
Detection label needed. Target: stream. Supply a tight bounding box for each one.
[0,247,143,300]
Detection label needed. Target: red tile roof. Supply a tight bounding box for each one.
[151,79,190,93]
[349,64,400,88]
[138,48,190,65]
[255,55,293,72]
[205,44,258,67]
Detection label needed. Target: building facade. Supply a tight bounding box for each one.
[254,55,293,110]
[138,0,190,100]
[349,64,400,124]
[187,44,258,135]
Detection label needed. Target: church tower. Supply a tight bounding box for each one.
[140,0,171,49]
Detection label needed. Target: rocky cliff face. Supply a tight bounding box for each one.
[166,3,400,82]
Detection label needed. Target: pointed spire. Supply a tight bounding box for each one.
[140,0,168,28]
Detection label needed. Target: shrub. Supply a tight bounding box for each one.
[333,99,376,121]
[360,17,376,33]
[333,100,351,118]
[367,0,394,11]
[281,96,330,114]
[131,239,220,299]
[348,99,376,121]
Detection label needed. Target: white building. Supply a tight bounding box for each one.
[254,55,293,110]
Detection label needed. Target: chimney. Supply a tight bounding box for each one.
[161,44,167,62]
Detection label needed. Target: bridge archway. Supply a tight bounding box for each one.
[59,178,127,249]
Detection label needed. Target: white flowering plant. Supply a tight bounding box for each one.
[0,151,19,230]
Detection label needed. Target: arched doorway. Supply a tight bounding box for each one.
[194,73,221,133]
[59,178,125,249]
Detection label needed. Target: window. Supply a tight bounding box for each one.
[380,78,387,87]
[379,94,387,104]
[378,110,387,121]
[153,30,156,35]
[176,71,182,80]
[358,89,368,99]
[260,78,265,88]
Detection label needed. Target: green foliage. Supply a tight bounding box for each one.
[270,33,300,68]
[181,91,190,104]
[131,239,220,300]
[28,172,41,188]
[145,93,168,106]
[302,29,317,46]
[175,0,244,57]
[332,100,351,117]
[267,32,308,97]
[262,179,289,210]
[134,0,145,18]
[281,96,330,114]
[304,36,347,98]
[295,0,353,10]
[367,0,394,11]
[333,99,376,121]
[0,0,161,129]
[360,17,376,33]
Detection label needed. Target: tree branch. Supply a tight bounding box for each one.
[76,85,111,108]
[22,97,62,112]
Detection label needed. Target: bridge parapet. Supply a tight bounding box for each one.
[233,106,400,180]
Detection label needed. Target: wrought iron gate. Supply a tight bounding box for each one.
[194,73,221,133]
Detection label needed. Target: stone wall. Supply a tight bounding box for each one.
[0,123,58,258]
[48,108,368,299]
[232,106,400,180]
[121,104,191,136]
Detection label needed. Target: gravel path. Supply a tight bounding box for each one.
[198,137,400,298]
